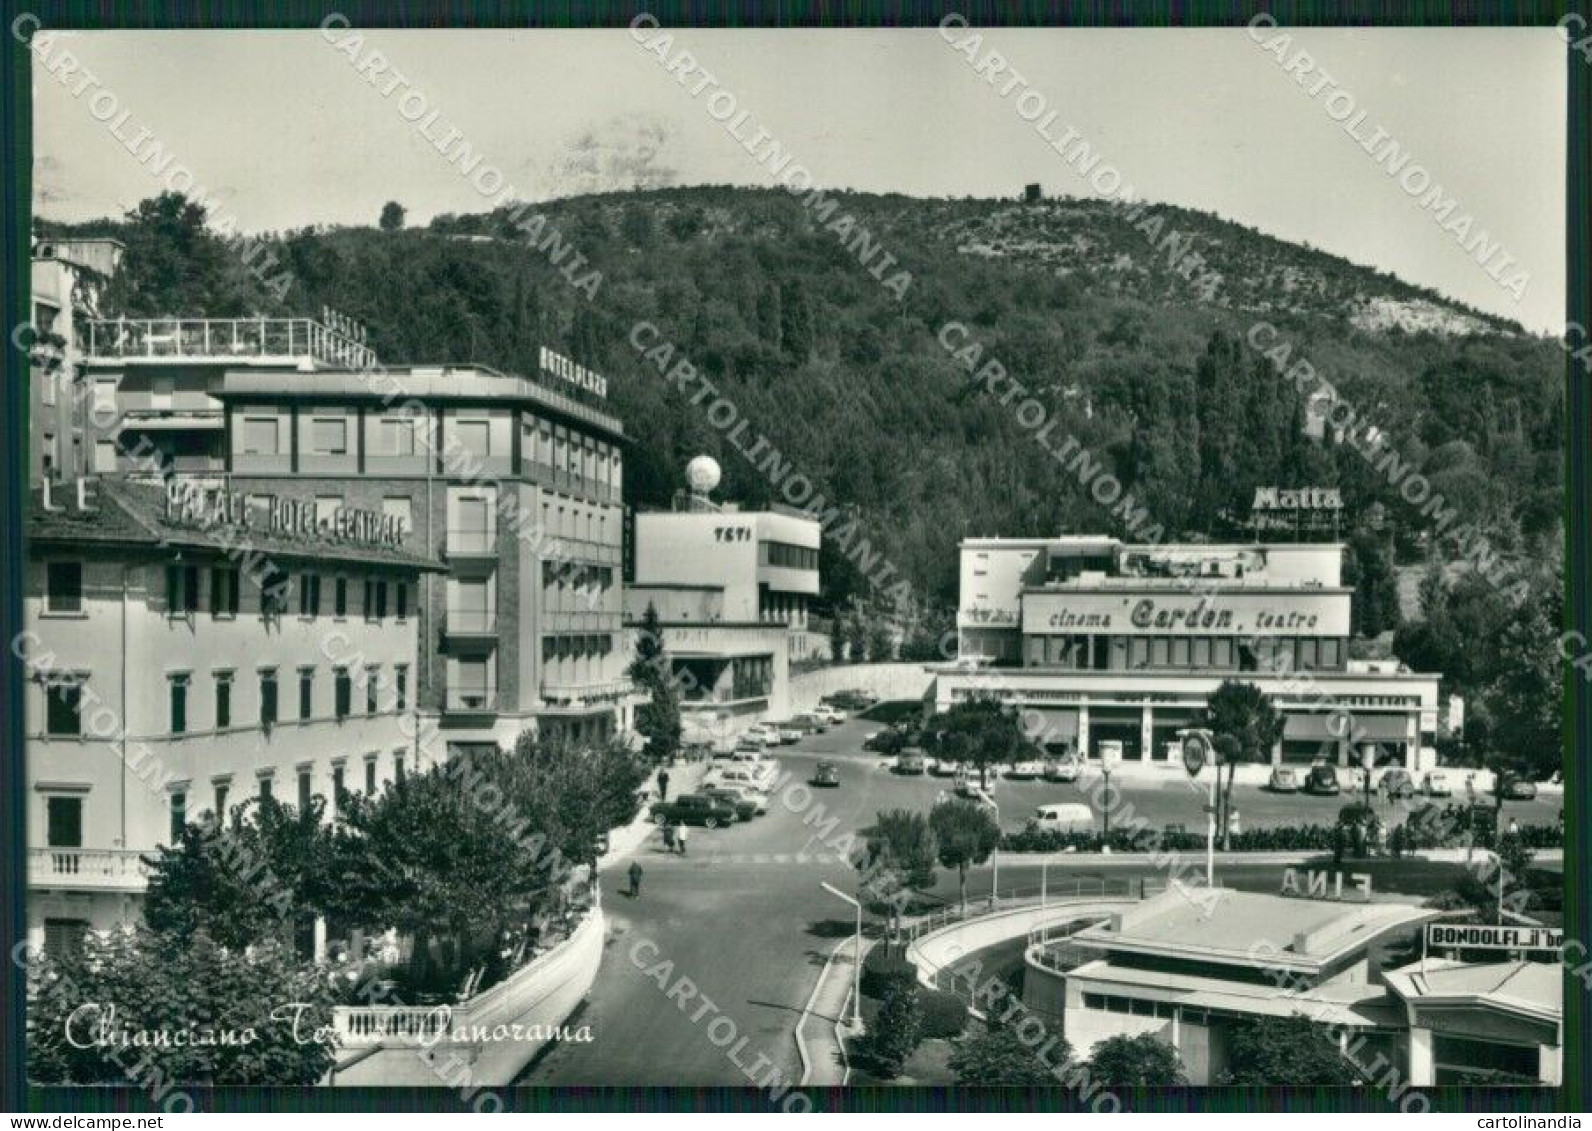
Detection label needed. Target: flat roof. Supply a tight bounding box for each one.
[962,536,1346,551]
[1070,883,1440,973]
[1383,958,1561,1023]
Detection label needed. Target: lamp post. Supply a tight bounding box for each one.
[820,882,863,1030]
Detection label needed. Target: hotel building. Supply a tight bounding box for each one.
[79,317,633,755]
[1023,882,1560,1086]
[23,477,442,956]
[626,473,821,739]
[939,536,1441,770]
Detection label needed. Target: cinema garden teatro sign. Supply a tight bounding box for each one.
[1023,590,1350,636]
[165,484,405,547]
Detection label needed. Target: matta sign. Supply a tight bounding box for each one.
[1426,923,1564,953]
[1253,487,1343,511]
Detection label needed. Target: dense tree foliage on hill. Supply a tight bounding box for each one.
[47,187,1562,614]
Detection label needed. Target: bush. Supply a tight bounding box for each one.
[997,819,1560,855]
[862,942,917,998]
[867,978,923,1079]
[918,988,968,1039]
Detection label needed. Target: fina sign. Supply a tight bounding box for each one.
[1280,867,1372,902]
[1426,923,1564,953]
[539,345,608,399]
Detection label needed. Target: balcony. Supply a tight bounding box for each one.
[446,527,498,558]
[444,604,498,639]
[444,686,498,714]
[540,679,635,708]
[85,318,377,371]
[29,847,149,892]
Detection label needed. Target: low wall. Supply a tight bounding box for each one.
[329,904,606,1087]
[788,663,935,713]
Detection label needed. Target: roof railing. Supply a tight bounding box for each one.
[85,318,378,370]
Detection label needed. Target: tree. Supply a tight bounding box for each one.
[856,809,938,937]
[867,623,894,662]
[142,795,332,952]
[931,697,1027,789]
[1216,1014,1358,1085]
[27,928,336,1086]
[929,799,1000,910]
[1085,1032,1187,1086]
[1481,566,1562,782]
[1201,681,1284,849]
[379,201,406,231]
[629,602,683,763]
[948,1020,1071,1085]
[1346,533,1402,638]
[846,617,868,665]
[867,977,923,1079]
[829,616,846,663]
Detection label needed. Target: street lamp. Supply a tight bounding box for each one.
[820,882,864,1030]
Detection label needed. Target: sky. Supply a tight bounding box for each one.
[31,26,1566,332]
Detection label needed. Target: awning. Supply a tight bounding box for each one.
[1284,712,1412,743]
[120,413,224,431]
[1345,714,1414,743]
[1284,713,1340,742]
[1020,707,1079,745]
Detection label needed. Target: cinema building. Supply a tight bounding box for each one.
[625,461,821,739]
[939,536,1442,771]
[22,477,441,956]
[1023,882,1561,1085]
[79,317,634,754]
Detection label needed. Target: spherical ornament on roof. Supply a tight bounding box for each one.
[686,455,721,495]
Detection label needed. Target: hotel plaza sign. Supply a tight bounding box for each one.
[165,484,405,547]
[1023,590,1350,637]
[539,345,608,399]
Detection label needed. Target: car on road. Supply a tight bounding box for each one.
[814,704,848,724]
[768,722,803,744]
[700,786,760,822]
[1007,759,1045,780]
[791,713,828,734]
[1498,775,1539,801]
[1043,757,1081,783]
[1422,770,1452,798]
[747,724,784,746]
[894,751,927,775]
[1304,764,1340,795]
[705,783,768,815]
[704,765,775,795]
[1380,769,1417,799]
[812,761,841,788]
[650,793,738,828]
[1029,802,1094,834]
[1268,767,1301,793]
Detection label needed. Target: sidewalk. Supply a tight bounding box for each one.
[597,758,709,870]
[798,933,866,1086]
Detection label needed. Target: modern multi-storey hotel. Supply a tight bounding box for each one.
[22,476,441,956]
[79,316,634,755]
[940,535,1442,770]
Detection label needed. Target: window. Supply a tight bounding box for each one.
[260,568,290,618]
[259,669,279,726]
[395,665,408,711]
[45,677,82,736]
[169,792,186,841]
[45,562,83,614]
[382,496,413,538]
[210,567,240,617]
[214,672,233,729]
[93,377,118,413]
[150,376,173,409]
[454,419,490,456]
[299,573,321,617]
[166,564,199,615]
[365,579,388,621]
[94,439,117,472]
[365,667,380,715]
[42,432,56,475]
[395,581,409,621]
[334,668,352,720]
[214,780,230,821]
[394,753,406,784]
[299,668,314,720]
[169,674,190,735]
[364,756,377,794]
[376,416,417,456]
[46,796,82,847]
[242,417,279,454]
[297,767,313,809]
[332,763,347,814]
[456,495,492,552]
[310,417,348,454]
[258,774,274,803]
[43,919,89,960]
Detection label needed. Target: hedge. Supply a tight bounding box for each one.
[999,819,1563,855]
[918,988,968,1039]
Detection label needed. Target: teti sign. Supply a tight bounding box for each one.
[539,345,608,399]
[1426,923,1564,953]
[164,484,404,547]
[1280,867,1372,902]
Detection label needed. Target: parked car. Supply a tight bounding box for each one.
[814,704,848,724]
[706,783,768,815]
[773,723,803,745]
[700,786,759,822]
[1043,757,1081,783]
[682,742,715,762]
[650,793,738,828]
[1422,770,1452,798]
[955,771,995,798]
[812,761,841,788]
[1029,802,1094,834]
[791,713,828,734]
[1498,775,1539,801]
[736,733,769,753]
[1007,759,1045,780]
[928,757,960,777]
[894,751,927,775]
[705,765,774,795]
[746,724,782,746]
[1304,764,1340,796]
[1380,769,1417,799]
[1268,767,1301,793]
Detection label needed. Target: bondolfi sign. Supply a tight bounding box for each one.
[1426,924,1564,952]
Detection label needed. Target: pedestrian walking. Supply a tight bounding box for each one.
[676,821,688,856]
[628,860,643,897]
[661,822,675,853]
[658,768,671,801]
[1507,817,1520,838]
